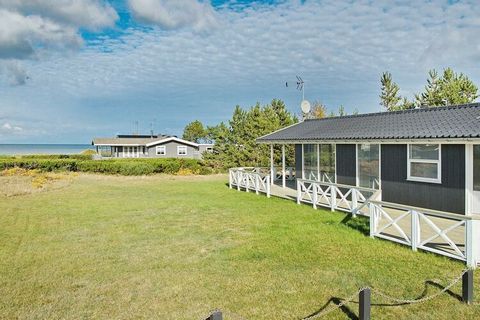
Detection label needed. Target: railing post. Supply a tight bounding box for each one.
[312,183,318,210]
[237,171,241,191]
[266,176,271,198]
[297,180,301,204]
[369,203,376,238]
[229,170,232,189]
[206,311,223,320]
[359,288,371,320]
[462,269,474,304]
[465,220,479,268]
[245,173,250,192]
[411,210,419,252]
[330,186,337,212]
[352,189,358,217]
[255,174,259,195]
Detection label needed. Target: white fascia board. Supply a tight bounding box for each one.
[145,137,199,148]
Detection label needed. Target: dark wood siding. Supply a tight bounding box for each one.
[381,144,465,214]
[336,144,356,186]
[295,144,303,179]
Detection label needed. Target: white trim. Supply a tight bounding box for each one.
[407,144,442,184]
[146,137,199,148]
[333,144,337,184]
[156,145,166,155]
[316,144,320,180]
[355,144,359,187]
[257,139,480,145]
[270,144,274,185]
[282,144,286,188]
[466,144,473,215]
[177,145,187,155]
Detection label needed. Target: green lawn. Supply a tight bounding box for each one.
[0,174,478,319]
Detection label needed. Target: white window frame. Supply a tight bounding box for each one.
[407,144,442,184]
[177,145,187,156]
[156,145,166,155]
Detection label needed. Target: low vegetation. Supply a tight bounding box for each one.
[0,157,213,175]
[0,174,478,319]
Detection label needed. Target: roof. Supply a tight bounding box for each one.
[257,103,480,142]
[92,136,199,147]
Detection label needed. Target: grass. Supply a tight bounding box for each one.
[0,174,478,319]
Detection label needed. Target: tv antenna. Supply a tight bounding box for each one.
[285,75,305,100]
[286,75,311,119]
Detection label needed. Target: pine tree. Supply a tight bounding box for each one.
[379,72,403,111]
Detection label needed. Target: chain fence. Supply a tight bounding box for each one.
[202,268,479,319]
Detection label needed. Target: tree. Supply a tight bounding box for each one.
[306,101,328,119]
[415,68,478,107]
[202,99,298,169]
[182,120,206,143]
[379,72,409,111]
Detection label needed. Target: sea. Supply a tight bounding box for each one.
[0,144,94,156]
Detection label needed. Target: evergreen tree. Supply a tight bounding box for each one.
[415,68,478,107]
[182,120,206,143]
[379,72,404,111]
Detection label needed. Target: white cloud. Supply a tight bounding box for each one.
[128,0,217,32]
[1,122,23,132]
[0,0,118,30]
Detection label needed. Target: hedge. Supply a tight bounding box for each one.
[0,158,213,176]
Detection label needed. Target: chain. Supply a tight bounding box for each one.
[302,287,368,320]
[371,269,468,305]
[201,269,475,319]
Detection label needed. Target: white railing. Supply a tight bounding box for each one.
[229,167,271,197]
[369,201,480,267]
[296,179,381,216]
[273,166,296,181]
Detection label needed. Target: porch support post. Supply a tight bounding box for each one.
[466,219,479,268]
[270,144,274,185]
[282,144,286,188]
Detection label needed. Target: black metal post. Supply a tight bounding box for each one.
[207,311,223,320]
[359,288,371,320]
[463,269,474,304]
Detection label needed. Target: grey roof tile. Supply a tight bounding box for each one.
[257,103,480,142]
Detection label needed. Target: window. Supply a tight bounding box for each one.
[320,144,336,183]
[177,146,187,155]
[407,144,441,183]
[474,146,480,191]
[357,144,380,189]
[303,144,318,180]
[156,146,166,155]
[206,146,213,152]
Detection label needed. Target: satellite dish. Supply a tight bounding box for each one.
[301,100,311,114]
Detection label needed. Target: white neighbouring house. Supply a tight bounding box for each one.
[92,134,213,159]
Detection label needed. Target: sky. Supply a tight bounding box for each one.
[0,0,479,144]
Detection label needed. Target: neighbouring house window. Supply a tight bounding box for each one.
[177,146,187,155]
[357,144,380,189]
[407,144,441,183]
[206,147,213,152]
[320,144,336,183]
[156,146,166,155]
[303,144,318,180]
[474,145,480,191]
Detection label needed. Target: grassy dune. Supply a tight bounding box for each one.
[0,174,478,319]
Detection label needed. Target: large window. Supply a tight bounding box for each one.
[320,144,336,183]
[303,144,318,180]
[357,144,380,189]
[407,144,441,183]
[177,146,187,155]
[474,145,480,191]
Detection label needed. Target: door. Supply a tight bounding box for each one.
[473,145,480,214]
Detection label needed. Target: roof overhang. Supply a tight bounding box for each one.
[257,138,480,145]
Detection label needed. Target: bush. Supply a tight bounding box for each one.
[20,154,92,160]
[0,157,212,176]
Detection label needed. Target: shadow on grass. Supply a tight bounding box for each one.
[341,214,370,236]
[301,279,465,320]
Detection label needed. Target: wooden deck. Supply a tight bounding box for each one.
[269,179,467,262]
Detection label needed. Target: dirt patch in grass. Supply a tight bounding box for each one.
[0,168,77,197]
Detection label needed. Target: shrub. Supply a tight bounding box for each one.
[0,157,212,176]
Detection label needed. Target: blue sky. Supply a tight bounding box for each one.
[0,0,479,143]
